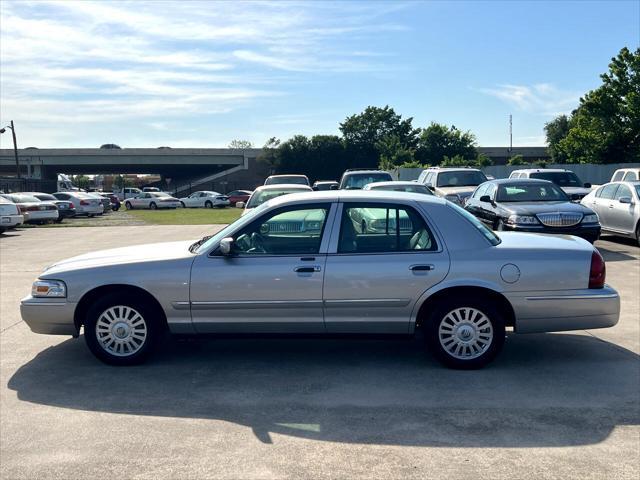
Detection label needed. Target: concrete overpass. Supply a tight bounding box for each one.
[0,148,264,194]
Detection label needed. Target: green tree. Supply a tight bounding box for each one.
[113,174,130,192]
[507,154,525,166]
[476,153,493,167]
[71,174,90,190]
[377,135,416,170]
[340,105,419,168]
[416,123,478,165]
[544,115,570,162]
[549,47,640,163]
[257,137,281,174]
[228,139,253,149]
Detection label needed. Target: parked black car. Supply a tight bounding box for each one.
[26,192,76,222]
[465,179,601,243]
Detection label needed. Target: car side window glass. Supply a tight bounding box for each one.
[612,171,624,182]
[473,184,487,199]
[234,206,329,255]
[614,185,631,200]
[339,203,437,254]
[623,172,636,181]
[599,184,620,200]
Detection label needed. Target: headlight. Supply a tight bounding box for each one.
[444,194,462,204]
[507,215,540,225]
[582,213,599,224]
[32,280,67,298]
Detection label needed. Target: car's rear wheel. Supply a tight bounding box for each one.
[125,201,132,210]
[425,297,505,369]
[84,293,160,365]
[205,200,213,208]
[180,201,186,208]
[635,222,640,247]
[150,202,157,210]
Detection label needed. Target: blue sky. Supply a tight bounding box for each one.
[1,0,638,149]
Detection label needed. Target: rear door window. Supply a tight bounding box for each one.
[597,184,620,200]
[623,171,638,181]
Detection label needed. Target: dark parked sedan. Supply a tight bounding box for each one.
[465,179,601,243]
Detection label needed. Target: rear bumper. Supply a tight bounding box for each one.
[158,202,181,208]
[20,296,78,336]
[506,285,620,333]
[25,210,59,222]
[58,209,76,219]
[1,214,24,228]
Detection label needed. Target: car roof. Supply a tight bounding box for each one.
[425,167,482,172]
[267,174,308,178]
[342,170,390,175]
[512,168,573,173]
[264,189,448,208]
[253,184,313,192]
[366,181,425,187]
[485,178,555,185]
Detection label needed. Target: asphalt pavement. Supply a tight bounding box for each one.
[1,226,638,479]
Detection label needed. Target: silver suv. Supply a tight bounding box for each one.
[417,167,488,205]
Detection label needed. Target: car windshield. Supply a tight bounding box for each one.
[370,184,433,194]
[246,188,309,208]
[35,194,56,201]
[266,176,308,185]
[436,170,487,187]
[530,171,582,187]
[343,173,392,189]
[496,183,569,202]
[193,202,270,254]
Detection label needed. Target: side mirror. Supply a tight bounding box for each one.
[330,184,338,190]
[479,195,492,203]
[236,201,245,209]
[619,196,633,205]
[584,182,592,188]
[219,237,234,255]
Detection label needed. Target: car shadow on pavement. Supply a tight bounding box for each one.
[597,238,639,262]
[8,332,639,447]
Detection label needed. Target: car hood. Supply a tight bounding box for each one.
[42,240,195,275]
[561,186,593,196]
[436,186,477,197]
[499,201,594,216]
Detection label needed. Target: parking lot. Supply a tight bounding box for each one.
[1,226,638,479]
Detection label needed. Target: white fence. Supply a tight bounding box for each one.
[394,163,640,185]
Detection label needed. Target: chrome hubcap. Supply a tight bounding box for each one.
[96,306,147,357]
[438,307,493,360]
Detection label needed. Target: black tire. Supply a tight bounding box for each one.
[113,206,120,212]
[636,222,640,247]
[84,293,162,366]
[205,200,213,208]
[180,201,186,208]
[424,296,505,369]
[496,219,506,231]
[125,201,132,210]
[150,202,157,210]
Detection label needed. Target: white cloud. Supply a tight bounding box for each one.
[479,83,580,116]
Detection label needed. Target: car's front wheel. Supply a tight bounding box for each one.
[125,201,132,210]
[425,297,505,369]
[149,202,157,210]
[84,293,160,365]
[180,201,186,208]
[205,200,213,208]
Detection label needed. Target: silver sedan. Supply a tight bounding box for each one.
[581,181,640,245]
[21,191,619,368]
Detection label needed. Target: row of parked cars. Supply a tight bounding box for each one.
[0,190,122,233]
[238,167,640,246]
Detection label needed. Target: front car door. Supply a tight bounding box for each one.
[322,200,449,334]
[609,184,637,233]
[189,202,337,333]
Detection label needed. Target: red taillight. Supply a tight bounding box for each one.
[589,249,606,289]
[80,200,90,206]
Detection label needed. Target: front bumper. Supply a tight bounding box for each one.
[506,285,620,334]
[20,296,78,336]
[503,223,601,242]
[158,202,181,208]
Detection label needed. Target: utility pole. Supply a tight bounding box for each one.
[0,120,20,178]
[509,114,513,155]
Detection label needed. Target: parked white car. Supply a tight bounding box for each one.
[0,193,58,223]
[53,192,104,217]
[179,191,230,208]
[0,196,24,233]
[116,187,143,201]
[241,184,313,215]
[610,168,640,182]
[125,192,181,210]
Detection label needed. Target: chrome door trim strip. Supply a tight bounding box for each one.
[525,293,619,301]
[190,300,324,310]
[323,298,412,308]
[171,301,191,310]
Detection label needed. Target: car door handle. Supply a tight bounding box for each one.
[608,204,614,208]
[410,264,434,272]
[295,266,321,273]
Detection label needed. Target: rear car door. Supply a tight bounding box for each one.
[593,183,620,226]
[322,201,449,334]
[189,202,336,333]
[608,184,636,233]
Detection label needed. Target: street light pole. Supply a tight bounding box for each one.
[0,120,20,178]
